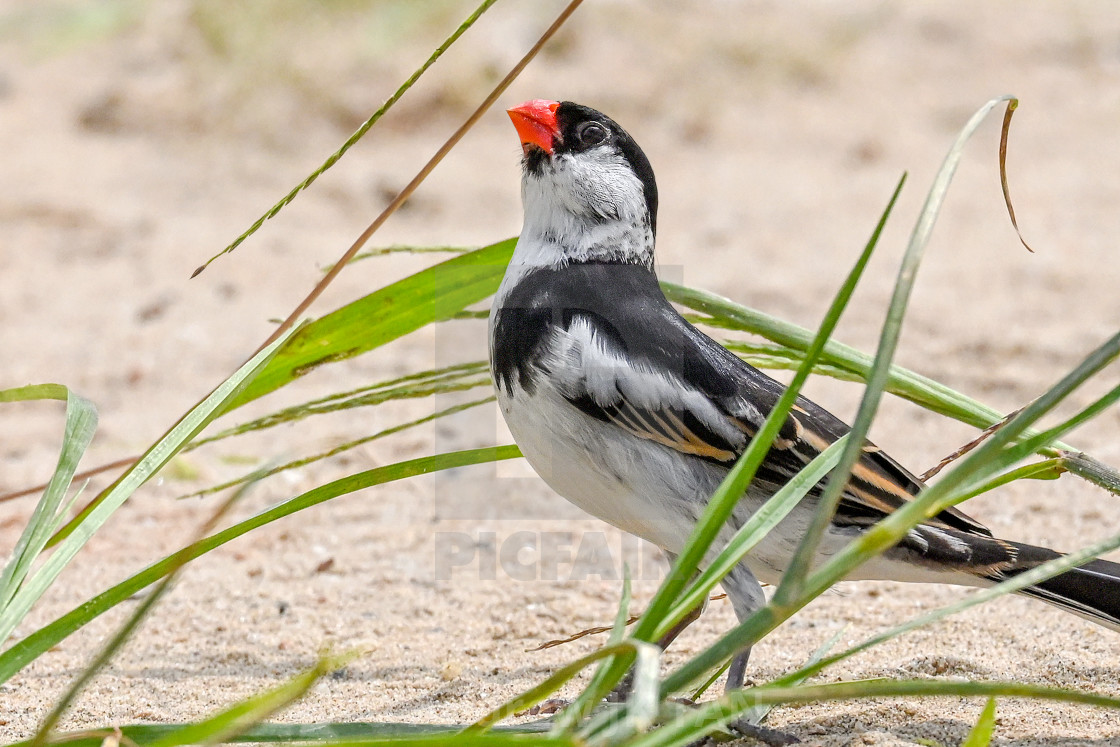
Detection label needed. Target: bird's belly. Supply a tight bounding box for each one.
[496,383,893,589]
[498,384,710,554]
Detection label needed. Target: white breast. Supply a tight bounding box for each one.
[497,376,709,555]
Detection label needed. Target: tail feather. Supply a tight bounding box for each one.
[1003,541,1120,632]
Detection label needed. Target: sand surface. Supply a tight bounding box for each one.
[3,1,1120,744]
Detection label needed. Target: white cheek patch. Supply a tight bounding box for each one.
[559,148,647,225]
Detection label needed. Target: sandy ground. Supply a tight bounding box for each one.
[3,1,1120,744]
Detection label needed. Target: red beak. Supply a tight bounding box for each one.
[507,99,560,155]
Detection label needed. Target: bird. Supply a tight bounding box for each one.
[489,98,1120,694]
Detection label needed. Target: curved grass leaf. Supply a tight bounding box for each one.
[340,245,475,270]
[17,722,556,747]
[777,96,1019,602]
[0,446,519,686]
[30,477,262,746]
[962,698,997,747]
[1,329,292,646]
[193,0,501,274]
[226,239,514,410]
[197,362,489,446]
[0,385,97,644]
[655,437,848,645]
[769,528,1120,693]
[181,395,495,499]
[144,651,359,747]
[622,679,1118,747]
[467,641,660,734]
[664,283,1003,431]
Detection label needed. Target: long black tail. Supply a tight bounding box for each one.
[1004,541,1120,632]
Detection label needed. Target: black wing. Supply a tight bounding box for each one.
[492,262,991,537]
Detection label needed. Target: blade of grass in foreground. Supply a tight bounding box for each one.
[768,529,1120,692]
[192,0,501,274]
[0,446,519,687]
[665,282,1004,430]
[0,385,96,642]
[143,651,359,747]
[653,437,848,645]
[196,361,490,445]
[467,641,660,735]
[962,698,998,747]
[0,327,295,645]
[226,238,515,409]
[30,474,262,746]
[621,679,1119,747]
[13,722,556,747]
[180,396,496,500]
[777,95,1019,602]
[565,174,906,735]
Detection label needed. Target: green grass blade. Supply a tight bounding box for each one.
[654,436,849,645]
[193,0,501,274]
[226,239,514,409]
[260,733,573,747]
[777,95,1017,603]
[0,329,293,647]
[339,244,475,269]
[0,442,517,687]
[194,361,490,447]
[0,384,69,403]
[1010,380,1120,458]
[962,698,997,747]
[180,396,496,499]
[0,386,97,633]
[12,722,557,747]
[465,641,659,733]
[665,283,1004,430]
[610,570,633,647]
[623,679,1117,747]
[949,459,1064,505]
[727,624,847,724]
[145,652,358,747]
[572,175,905,737]
[30,476,258,746]
[768,529,1120,692]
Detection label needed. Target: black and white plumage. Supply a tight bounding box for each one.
[490,99,1120,687]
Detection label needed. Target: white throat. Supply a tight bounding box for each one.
[496,149,655,307]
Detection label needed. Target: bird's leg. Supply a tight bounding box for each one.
[714,566,800,744]
[720,563,767,692]
[724,648,750,692]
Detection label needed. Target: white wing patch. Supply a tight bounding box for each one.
[542,317,747,456]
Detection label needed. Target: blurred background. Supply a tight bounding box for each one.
[2,1,1120,742]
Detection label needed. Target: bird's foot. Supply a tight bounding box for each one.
[721,719,800,746]
[515,698,570,717]
[668,697,799,747]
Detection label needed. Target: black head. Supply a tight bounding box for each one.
[553,102,657,235]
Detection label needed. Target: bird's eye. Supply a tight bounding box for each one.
[577,122,607,147]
